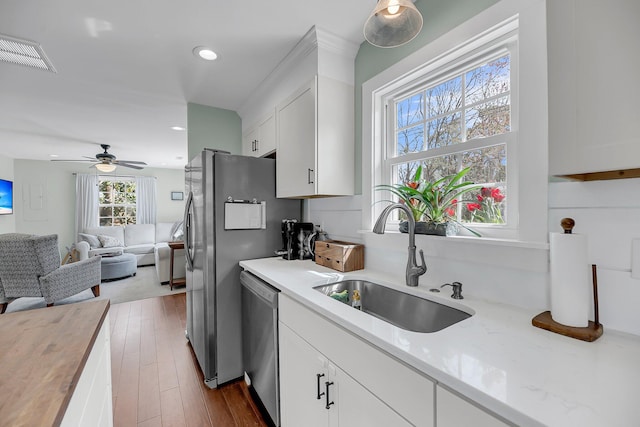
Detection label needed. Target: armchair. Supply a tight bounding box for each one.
[0,233,101,314]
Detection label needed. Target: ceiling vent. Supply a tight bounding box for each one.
[0,33,56,73]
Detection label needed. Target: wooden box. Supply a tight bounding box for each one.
[314,240,364,272]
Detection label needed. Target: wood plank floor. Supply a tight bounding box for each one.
[109,293,268,427]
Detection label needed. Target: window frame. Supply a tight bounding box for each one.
[98,177,137,226]
[379,36,518,235]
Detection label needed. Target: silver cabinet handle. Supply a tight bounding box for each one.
[308,168,314,184]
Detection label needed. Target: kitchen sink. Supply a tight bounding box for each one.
[313,280,471,333]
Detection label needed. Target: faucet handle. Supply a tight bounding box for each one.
[417,249,427,275]
[441,282,463,299]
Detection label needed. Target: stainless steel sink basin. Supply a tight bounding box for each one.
[313,280,471,333]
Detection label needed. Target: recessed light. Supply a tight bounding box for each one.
[49,154,59,158]
[171,126,186,131]
[193,46,218,61]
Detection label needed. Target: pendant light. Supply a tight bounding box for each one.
[363,0,423,48]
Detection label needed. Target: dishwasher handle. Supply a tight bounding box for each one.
[240,271,279,307]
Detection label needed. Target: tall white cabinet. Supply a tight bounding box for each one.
[548,0,640,178]
[276,76,354,198]
[238,26,357,198]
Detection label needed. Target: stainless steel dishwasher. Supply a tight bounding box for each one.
[240,270,280,426]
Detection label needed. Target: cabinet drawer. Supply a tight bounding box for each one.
[314,240,364,272]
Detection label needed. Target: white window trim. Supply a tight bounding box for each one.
[362,0,548,249]
[381,38,517,235]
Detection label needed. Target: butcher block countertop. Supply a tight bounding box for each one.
[0,299,110,426]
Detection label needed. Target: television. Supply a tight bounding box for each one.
[0,179,13,215]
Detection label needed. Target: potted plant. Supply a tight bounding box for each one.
[375,166,481,236]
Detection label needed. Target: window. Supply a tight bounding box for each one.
[98,178,136,226]
[383,44,516,230]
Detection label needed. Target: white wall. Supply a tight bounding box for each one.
[549,179,640,336]
[14,159,184,252]
[0,154,15,234]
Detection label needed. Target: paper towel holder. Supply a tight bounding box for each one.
[532,264,603,341]
[532,218,604,341]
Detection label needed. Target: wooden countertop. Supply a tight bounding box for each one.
[0,299,110,426]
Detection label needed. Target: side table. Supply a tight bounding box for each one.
[168,241,186,290]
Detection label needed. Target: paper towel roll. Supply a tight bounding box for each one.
[550,232,590,327]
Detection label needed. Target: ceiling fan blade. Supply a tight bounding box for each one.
[118,162,144,170]
[116,160,147,165]
[83,156,96,160]
[51,159,96,162]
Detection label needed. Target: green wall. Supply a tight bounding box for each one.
[354,0,499,193]
[187,103,242,161]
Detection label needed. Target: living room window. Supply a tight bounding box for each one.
[98,178,136,226]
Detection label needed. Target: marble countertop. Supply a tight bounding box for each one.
[240,257,640,427]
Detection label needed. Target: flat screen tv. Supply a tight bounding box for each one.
[0,179,13,215]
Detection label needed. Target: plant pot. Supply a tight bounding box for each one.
[399,221,457,236]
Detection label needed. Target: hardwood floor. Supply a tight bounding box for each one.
[109,293,268,427]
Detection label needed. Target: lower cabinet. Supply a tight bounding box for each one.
[279,294,434,427]
[436,386,510,427]
[60,314,113,427]
[280,323,411,427]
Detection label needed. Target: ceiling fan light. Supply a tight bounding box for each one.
[95,163,117,173]
[363,0,423,48]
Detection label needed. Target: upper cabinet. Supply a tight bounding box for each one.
[548,0,640,179]
[242,110,276,158]
[276,76,354,198]
[237,26,357,197]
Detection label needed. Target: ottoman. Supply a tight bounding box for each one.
[101,253,137,281]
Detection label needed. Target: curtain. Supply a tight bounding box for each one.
[75,174,99,240]
[136,176,157,224]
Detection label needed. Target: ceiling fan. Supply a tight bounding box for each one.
[52,144,147,171]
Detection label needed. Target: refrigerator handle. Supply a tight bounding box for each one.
[184,191,194,271]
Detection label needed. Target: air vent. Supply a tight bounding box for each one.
[0,33,56,73]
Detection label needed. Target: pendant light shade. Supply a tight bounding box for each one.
[95,163,116,173]
[363,0,423,48]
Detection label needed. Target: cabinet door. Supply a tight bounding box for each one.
[257,112,276,157]
[242,127,259,157]
[436,386,509,427]
[279,323,329,427]
[332,363,412,427]
[276,78,316,198]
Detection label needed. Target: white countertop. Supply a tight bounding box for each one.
[240,257,640,427]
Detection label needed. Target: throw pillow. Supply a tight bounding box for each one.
[98,234,123,248]
[79,233,101,248]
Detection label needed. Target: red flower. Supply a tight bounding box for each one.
[467,203,482,212]
[477,194,484,202]
[491,188,505,202]
[481,187,492,197]
[406,182,419,189]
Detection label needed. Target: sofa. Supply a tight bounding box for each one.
[78,221,185,284]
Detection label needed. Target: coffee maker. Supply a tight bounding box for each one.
[277,219,316,260]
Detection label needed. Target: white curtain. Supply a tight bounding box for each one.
[136,176,157,224]
[75,174,99,240]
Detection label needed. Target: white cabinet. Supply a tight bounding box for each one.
[61,314,112,427]
[276,76,354,198]
[280,323,411,427]
[242,110,276,158]
[436,386,509,427]
[279,295,434,427]
[548,0,640,178]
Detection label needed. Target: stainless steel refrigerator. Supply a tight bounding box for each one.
[183,149,300,388]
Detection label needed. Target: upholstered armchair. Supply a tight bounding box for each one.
[0,233,101,314]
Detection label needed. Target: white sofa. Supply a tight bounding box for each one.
[78,222,185,284]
